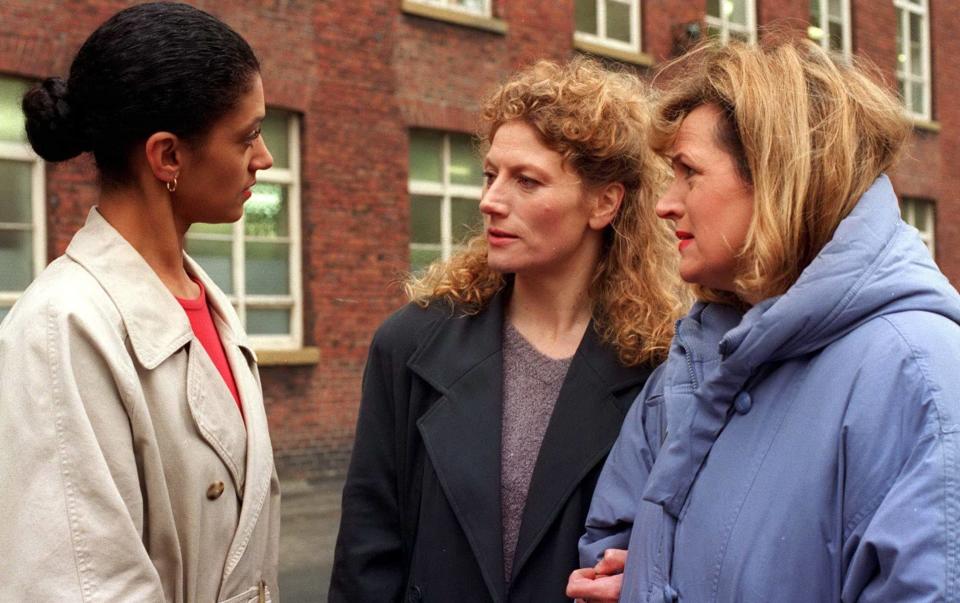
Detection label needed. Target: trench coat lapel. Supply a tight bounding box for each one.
[412,294,508,603]
[510,323,650,581]
[184,255,276,585]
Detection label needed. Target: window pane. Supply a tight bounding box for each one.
[245,183,289,238]
[189,222,233,236]
[246,308,290,336]
[451,197,481,244]
[910,41,923,75]
[245,241,290,295]
[810,0,822,23]
[909,13,922,48]
[409,130,443,182]
[0,160,32,224]
[730,30,751,42]
[0,306,8,324]
[828,0,842,18]
[729,0,747,26]
[605,0,632,43]
[261,110,289,170]
[185,238,233,294]
[575,0,598,35]
[910,82,925,114]
[0,78,29,143]
[411,246,442,273]
[0,229,33,290]
[411,195,442,244]
[707,0,721,18]
[449,134,480,186]
[452,0,485,13]
[828,21,843,51]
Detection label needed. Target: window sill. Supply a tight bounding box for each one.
[910,117,941,133]
[573,38,653,67]
[401,1,507,34]
[256,347,320,366]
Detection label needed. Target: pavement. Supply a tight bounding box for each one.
[279,477,345,602]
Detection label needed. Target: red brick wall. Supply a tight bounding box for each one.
[3,1,959,480]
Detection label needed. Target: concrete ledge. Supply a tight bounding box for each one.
[910,117,941,133]
[401,1,507,34]
[574,38,654,67]
[257,347,320,366]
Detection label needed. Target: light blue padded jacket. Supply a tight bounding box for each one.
[580,176,960,602]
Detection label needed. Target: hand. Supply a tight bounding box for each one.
[565,548,627,603]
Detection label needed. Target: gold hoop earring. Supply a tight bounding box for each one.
[166,175,178,193]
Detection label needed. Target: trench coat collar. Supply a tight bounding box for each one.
[65,208,256,369]
[411,288,647,600]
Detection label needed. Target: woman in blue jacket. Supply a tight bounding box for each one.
[568,38,960,602]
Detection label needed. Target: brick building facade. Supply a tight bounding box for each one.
[0,0,955,480]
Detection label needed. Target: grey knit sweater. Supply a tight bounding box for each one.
[500,322,572,581]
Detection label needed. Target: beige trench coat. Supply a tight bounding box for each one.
[0,209,281,602]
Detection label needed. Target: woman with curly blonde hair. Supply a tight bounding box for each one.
[571,37,960,603]
[330,57,683,602]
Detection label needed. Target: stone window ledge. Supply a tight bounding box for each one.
[401,1,507,35]
[257,347,320,366]
[574,38,653,67]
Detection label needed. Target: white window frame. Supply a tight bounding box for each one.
[574,0,642,54]
[411,0,491,18]
[705,0,757,44]
[0,110,46,319]
[408,132,483,265]
[901,197,935,257]
[186,112,302,350]
[894,0,931,121]
[808,0,852,60]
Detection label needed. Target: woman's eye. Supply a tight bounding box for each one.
[246,128,262,145]
[517,174,539,188]
[483,171,497,186]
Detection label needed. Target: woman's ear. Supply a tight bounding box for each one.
[588,182,625,230]
[144,131,182,187]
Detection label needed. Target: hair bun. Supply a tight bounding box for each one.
[22,77,89,161]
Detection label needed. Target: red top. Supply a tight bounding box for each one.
[176,279,244,423]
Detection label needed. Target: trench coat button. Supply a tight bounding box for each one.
[405,585,422,602]
[206,481,225,500]
[734,391,753,414]
[663,583,679,602]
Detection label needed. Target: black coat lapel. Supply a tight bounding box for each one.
[510,323,651,580]
[412,294,508,602]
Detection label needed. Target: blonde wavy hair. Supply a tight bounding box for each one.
[652,36,910,304]
[405,57,684,365]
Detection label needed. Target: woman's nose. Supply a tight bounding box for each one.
[253,136,274,172]
[479,177,508,217]
[655,183,683,221]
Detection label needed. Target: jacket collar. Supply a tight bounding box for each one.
[65,208,255,369]
[411,287,649,599]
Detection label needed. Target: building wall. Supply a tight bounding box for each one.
[1,0,956,480]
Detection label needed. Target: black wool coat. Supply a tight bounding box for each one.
[329,292,654,602]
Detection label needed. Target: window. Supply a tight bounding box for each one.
[185,109,303,349]
[705,0,756,43]
[412,0,490,17]
[0,77,45,325]
[895,0,931,120]
[901,197,935,256]
[408,130,483,272]
[809,0,851,59]
[574,0,641,53]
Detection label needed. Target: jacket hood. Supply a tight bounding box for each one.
[643,175,960,517]
[721,175,960,369]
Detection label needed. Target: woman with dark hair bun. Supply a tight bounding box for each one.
[0,3,279,601]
